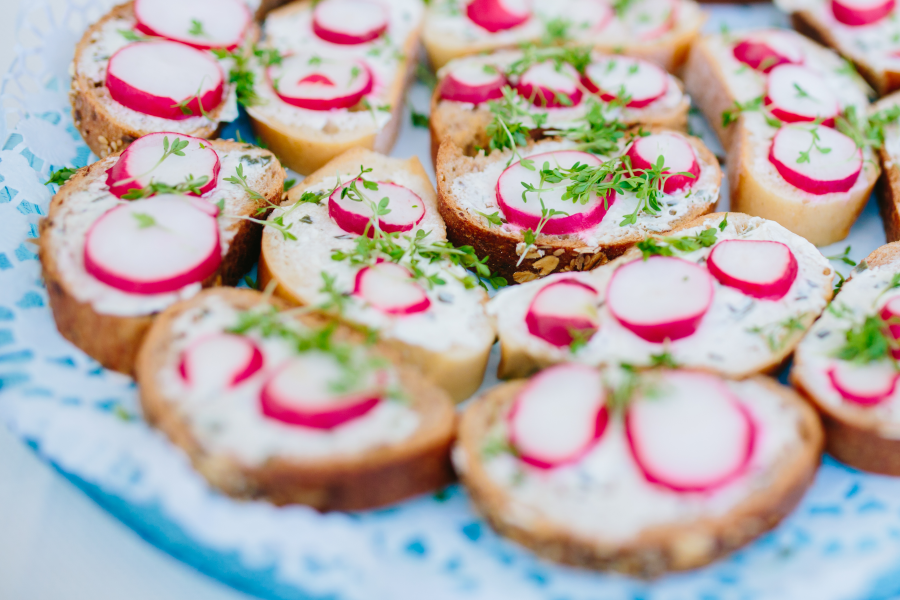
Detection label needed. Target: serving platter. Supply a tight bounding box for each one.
[3,1,900,598]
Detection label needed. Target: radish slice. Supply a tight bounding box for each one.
[621,0,677,40]
[329,180,425,236]
[106,41,225,121]
[828,361,900,405]
[525,279,600,347]
[732,31,804,73]
[260,352,384,429]
[706,240,799,301]
[353,261,431,315]
[466,0,532,32]
[607,256,714,343]
[764,65,840,126]
[582,57,668,109]
[312,0,389,45]
[439,62,506,104]
[268,55,373,111]
[179,333,263,391]
[84,195,221,295]
[496,150,615,235]
[133,0,251,51]
[625,133,700,194]
[507,363,608,469]
[768,125,862,196]
[832,0,895,26]
[626,371,755,492]
[515,62,583,108]
[881,296,900,359]
[105,132,220,199]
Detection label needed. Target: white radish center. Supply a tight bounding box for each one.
[585,57,667,104]
[356,262,429,313]
[497,151,603,218]
[622,0,676,39]
[770,125,862,184]
[134,0,249,47]
[314,0,389,38]
[116,133,219,190]
[449,62,504,87]
[530,280,598,323]
[766,65,839,121]
[332,181,424,228]
[608,257,713,327]
[181,333,260,391]
[830,360,899,400]
[272,57,369,101]
[266,351,379,410]
[708,240,793,285]
[85,196,218,284]
[629,371,754,490]
[520,61,580,95]
[109,41,222,103]
[510,364,605,464]
[753,31,804,64]
[630,133,695,173]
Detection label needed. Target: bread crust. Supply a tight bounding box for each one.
[39,140,284,375]
[683,35,740,151]
[791,242,900,475]
[495,212,832,379]
[69,2,249,158]
[435,131,721,284]
[428,78,690,166]
[878,146,900,243]
[135,288,457,510]
[457,374,824,576]
[791,11,898,97]
[246,0,421,175]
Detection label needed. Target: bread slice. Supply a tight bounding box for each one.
[136,287,457,510]
[435,130,721,284]
[455,366,823,576]
[876,93,900,242]
[490,212,834,379]
[786,3,899,96]
[39,139,284,375]
[421,0,707,72]
[244,0,423,175]
[258,147,496,402]
[70,2,249,158]
[791,242,900,475]
[685,30,879,246]
[428,50,691,164]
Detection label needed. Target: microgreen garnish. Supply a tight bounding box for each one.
[545,99,628,156]
[475,210,505,227]
[172,79,213,118]
[649,350,678,368]
[132,212,156,229]
[211,45,283,107]
[283,178,297,192]
[113,135,190,193]
[748,313,808,352]
[796,126,831,164]
[793,82,813,100]
[636,225,719,259]
[836,104,900,150]
[486,86,547,163]
[188,19,206,37]
[118,29,150,42]
[516,200,569,267]
[719,213,728,231]
[721,96,764,127]
[506,46,592,77]
[224,163,265,201]
[45,167,77,186]
[541,17,572,45]
[415,63,437,90]
[568,327,593,353]
[827,245,856,267]
[411,109,429,128]
[121,175,211,199]
[834,314,897,364]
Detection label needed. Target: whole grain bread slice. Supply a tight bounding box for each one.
[435,130,721,284]
[136,287,457,510]
[70,2,251,158]
[456,373,823,576]
[39,139,284,375]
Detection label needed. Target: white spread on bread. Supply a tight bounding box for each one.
[263,174,495,354]
[488,216,832,376]
[245,0,422,135]
[47,146,272,316]
[460,376,802,542]
[158,294,420,465]
[447,139,720,247]
[794,264,900,435]
[74,15,239,132]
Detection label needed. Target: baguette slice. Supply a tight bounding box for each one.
[490,212,834,379]
[259,147,496,402]
[456,365,823,576]
[781,0,899,96]
[685,29,879,246]
[435,130,721,284]
[876,93,900,242]
[40,138,284,375]
[136,287,456,510]
[70,2,249,158]
[792,242,900,475]
[429,50,691,164]
[245,0,423,175]
[421,0,706,72]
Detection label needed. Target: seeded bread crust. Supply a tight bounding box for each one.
[428,75,690,165]
[494,212,833,379]
[456,374,823,577]
[136,287,457,510]
[791,242,900,475]
[791,11,900,97]
[421,3,707,72]
[435,130,721,284]
[70,2,251,158]
[39,140,284,375]
[246,0,421,175]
